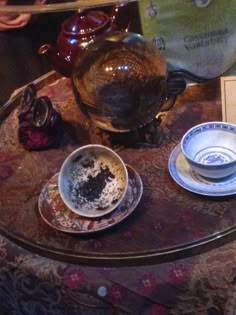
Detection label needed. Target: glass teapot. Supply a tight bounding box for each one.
[38,6,132,77]
[71,31,187,132]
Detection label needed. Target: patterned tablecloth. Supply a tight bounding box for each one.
[1,75,236,315]
[2,230,236,315]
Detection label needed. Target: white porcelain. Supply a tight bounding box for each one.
[169,144,236,196]
[38,166,143,234]
[58,144,128,218]
[181,121,236,179]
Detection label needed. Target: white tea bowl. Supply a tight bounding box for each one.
[181,121,236,179]
[58,144,128,218]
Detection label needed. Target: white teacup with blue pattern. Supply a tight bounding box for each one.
[181,121,236,179]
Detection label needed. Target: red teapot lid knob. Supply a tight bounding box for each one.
[62,10,110,36]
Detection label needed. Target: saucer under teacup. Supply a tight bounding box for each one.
[38,165,143,234]
[169,144,236,196]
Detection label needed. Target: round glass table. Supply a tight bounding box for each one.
[0,70,235,267]
[1,0,236,267]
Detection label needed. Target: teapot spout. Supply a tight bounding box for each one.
[38,44,73,77]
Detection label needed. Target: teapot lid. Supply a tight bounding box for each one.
[62,10,110,36]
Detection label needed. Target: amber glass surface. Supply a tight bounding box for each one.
[1,0,235,267]
[1,72,236,267]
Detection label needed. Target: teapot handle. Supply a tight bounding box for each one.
[109,3,134,32]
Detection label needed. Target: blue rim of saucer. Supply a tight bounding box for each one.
[168,144,236,196]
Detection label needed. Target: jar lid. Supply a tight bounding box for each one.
[62,10,110,36]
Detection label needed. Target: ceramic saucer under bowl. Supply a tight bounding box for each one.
[168,144,236,196]
[38,165,143,234]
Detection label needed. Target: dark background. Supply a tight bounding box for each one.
[0,10,72,105]
[0,2,141,105]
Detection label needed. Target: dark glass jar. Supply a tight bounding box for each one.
[72,31,167,132]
